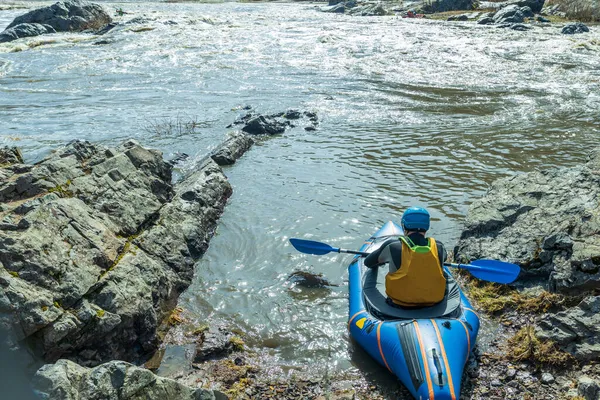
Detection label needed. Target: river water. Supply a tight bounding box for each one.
[1,0,599,381]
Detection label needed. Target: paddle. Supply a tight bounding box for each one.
[289,238,520,284]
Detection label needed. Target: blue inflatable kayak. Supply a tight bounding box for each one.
[348,221,480,400]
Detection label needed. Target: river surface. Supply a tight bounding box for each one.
[1,0,599,381]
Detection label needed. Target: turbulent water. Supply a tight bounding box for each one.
[2,0,600,379]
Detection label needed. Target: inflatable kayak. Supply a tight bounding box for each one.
[348,221,480,400]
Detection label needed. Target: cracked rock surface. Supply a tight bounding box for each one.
[0,139,232,366]
[455,148,600,294]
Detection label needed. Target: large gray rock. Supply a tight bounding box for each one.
[493,5,526,23]
[496,0,545,13]
[33,359,224,400]
[5,0,111,33]
[536,296,600,361]
[0,23,56,43]
[0,146,24,165]
[421,0,475,13]
[210,132,254,166]
[348,3,389,16]
[455,148,600,294]
[0,140,232,365]
[578,376,600,400]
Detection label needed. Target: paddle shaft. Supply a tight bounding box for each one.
[342,250,478,268]
[338,248,369,256]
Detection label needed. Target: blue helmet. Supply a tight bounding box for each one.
[401,207,430,231]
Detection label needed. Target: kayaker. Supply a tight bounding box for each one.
[364,207,448,307]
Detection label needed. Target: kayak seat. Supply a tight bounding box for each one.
[361,263,462,320]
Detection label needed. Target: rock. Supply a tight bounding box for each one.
[454,148,600,294]
[348,3,389,16]
[32,359,222,400]
[541,372,555,384]
[477,16,495,24]
[4,1,112,35]
[562,23,590,35]
[509,23,532,30]
[0,23,56,43]
[242,115,288,135]
[194,326,238,362]
[448,14,469,21]
[497,0,545,13]
[0,147,24,165]
[229,110,318,135]
[520,6,534,17]
[536,296,600,361]
[0,140,232,366]
[535,15,550,22]
[210,132,255,166]
[320,3,347,13]
[578,376,600,400]
[493,5,525,24]
[287,271,339,288]
[421,0,475,13]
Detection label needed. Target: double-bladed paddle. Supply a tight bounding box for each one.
[289,238,520,284]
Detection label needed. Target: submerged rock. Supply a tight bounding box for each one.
[0,23,56,43]
[562,22,590,35]
[228,108,318,135]
[455,148,600,294]
[0,140,232,366]
[33,359,225,400]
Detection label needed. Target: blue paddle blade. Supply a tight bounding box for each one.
[289,238,338,255]
[465,259,521,284]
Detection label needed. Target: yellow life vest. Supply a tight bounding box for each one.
[385,236,446,307]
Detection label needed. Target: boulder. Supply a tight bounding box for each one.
[32,359,225,400]
[4,1,111,37]
[520,6,535,17]
[0,23,56,43]
[0,147,24,165]
[454,148,600,294]
[477,15,495,24]
[348,3,389,16]
[0,140,232,366]
[493,5,525,23]
[228,109,318,135]
[497,0,545,13]
[422,0,475,13]
[536,296,600,361]
[562,22,590,34]
[578,376,600,400]
[448,14,469,21]
[210,132,255,166]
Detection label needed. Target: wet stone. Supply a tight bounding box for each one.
[541,373,555,384]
